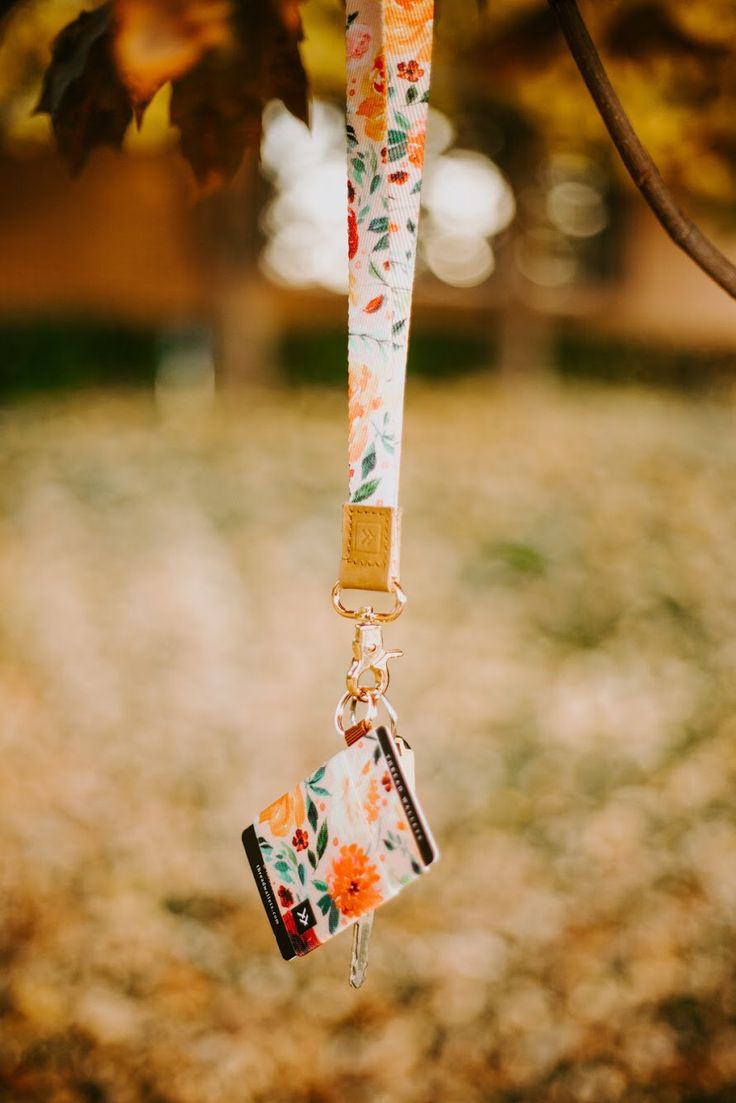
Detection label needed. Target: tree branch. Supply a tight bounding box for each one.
[547,0,736,302]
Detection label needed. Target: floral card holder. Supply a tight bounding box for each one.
[242,726,439,959]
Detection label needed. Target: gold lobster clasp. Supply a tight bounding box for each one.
[346,620,402,701]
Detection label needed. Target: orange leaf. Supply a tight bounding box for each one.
[113,0,234,107]
[364,295,384,313]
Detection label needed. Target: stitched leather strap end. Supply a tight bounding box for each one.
[339,503,401,592]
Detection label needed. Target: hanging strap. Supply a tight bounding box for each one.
[338,0,434,596]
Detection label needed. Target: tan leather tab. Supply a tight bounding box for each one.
[339,504,401,592]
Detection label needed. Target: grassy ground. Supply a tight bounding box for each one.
[1,376,736,1103]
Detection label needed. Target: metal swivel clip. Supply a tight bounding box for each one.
[345,619,402,702]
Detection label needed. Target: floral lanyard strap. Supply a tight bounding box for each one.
[333,0,434,986]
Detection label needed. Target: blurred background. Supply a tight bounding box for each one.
[2,1,736,1101]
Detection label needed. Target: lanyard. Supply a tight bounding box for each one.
[335,0,434,612]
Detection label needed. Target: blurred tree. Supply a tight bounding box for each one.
[1,0,736,297]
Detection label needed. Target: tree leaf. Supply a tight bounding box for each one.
[113,0,234,110]
[35,5,133,174]
[368,216,389,233]
[307,797,318,832]
[307,848,317,869]
[328,903,340,934]
[154,0,308,187]
[317,893,332,915]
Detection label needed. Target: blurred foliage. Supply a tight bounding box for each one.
[5,318,736,400]
[3,0,736,204]
[279,327,494,386]
[1,0,307,186]
[554,330,736,391]
[2,380,736,1100]
[0,318,158,397]
[470,0,736,207]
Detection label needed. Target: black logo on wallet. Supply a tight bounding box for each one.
[291,899,317,931]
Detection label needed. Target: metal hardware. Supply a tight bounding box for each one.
[346,621,402,701]
[331,580,407,622]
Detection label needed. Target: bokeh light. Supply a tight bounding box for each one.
[259,101,515,292]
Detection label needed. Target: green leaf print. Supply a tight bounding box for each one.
[361,447,376,479]
[388,143,407,162]
[308,848,317,870]
[313,880,328,893]
[328,903,340,934]
[352,478,381,503]
[372,233,390,252]
[370,173,381,194]
[394,112,410,130]
[368,216,389,233]
[387,128,407,144]
[317,820,329,860]
[406,86,417,105]
[298,864,306,885]
[317,893,332,915]
[307,798,318,832]
[308,766,326,786]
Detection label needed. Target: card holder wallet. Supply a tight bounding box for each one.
[242,725,439,959]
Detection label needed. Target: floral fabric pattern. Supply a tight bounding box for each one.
[345,0,434,506]
[251,728,437,957]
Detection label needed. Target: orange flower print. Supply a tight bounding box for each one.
[258,784,305,838]
[348,363,382,463]
[407,122,426,167]
[364,777,381,823]
[328,843,383,918]
[357,93,385,142]
[387,0,433,62]
[397,59,424,82]
[357,55,387,141]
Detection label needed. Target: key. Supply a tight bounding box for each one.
[349,909,374,988]
[348,730,415,988]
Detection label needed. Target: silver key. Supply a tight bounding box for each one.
[349,909,374,988]
[348,732,415,988]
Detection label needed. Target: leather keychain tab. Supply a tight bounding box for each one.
[339,503,401,592]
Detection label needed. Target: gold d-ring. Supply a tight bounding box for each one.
[331,580,407,622]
